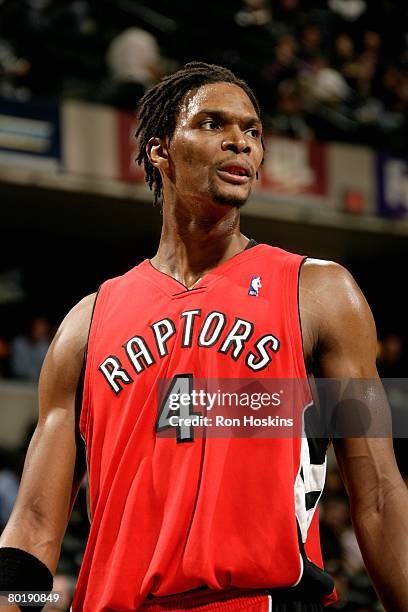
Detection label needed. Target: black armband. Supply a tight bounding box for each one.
[0,547,53,611]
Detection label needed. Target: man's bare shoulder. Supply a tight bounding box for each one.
[299,258,376,367]
[39,293,97,402]
[57,292,97,347]
[300,257,368,315]
[300,257,355,290]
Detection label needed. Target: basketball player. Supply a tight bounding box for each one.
[1,63,407,612]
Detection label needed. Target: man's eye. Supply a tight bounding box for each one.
[247,128,260,138]
[201,120,219,130]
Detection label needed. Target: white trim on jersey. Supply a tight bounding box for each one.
[294,402,327,543]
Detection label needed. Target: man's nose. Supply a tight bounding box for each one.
[221,127,251,154]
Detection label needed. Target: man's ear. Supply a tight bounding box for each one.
[146,136,169,169]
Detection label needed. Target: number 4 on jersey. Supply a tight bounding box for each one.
[156,374,200,443]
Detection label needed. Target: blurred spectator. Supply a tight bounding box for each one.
[0,449,19,530]
[235,0,273,28]
[272,0,307,35]
[377,333,404,377]
[394,65,408,114]
[302,55,351,106]
[332,34,355,73]
[262,33,301,105]
[377,333,408,478]
[0,0,406,152]
[299,23,323,63]
[325,559,349,609]
[269,79,312,137]
[10,316,51,381]
[351,31,381,99]
[319,496,349,562]
[299,55,357,141]
[45,574,76,611]
[0,338,10,378]
[363,30,381,55]
[378,65,402,112]
[324,465,345,499]
[341,527,364,574]
[0,39,31,102]
[328,0,367,24]
[100,27,161,111]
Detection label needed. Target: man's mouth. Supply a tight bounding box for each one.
[221,165,249,177]
[217,164,252,184]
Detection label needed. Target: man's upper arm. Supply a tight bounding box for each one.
[0,293,96,573]
[301,260,408,609]
[300,260,400,511]
[300,259,378,378]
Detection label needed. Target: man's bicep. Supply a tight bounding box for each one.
[0,293,96,572]
[306,261,378,378]
[38,292,97,420]
[303,262,404,509]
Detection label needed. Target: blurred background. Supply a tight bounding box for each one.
[0,0,407,609]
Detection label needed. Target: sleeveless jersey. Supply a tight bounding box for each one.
[73,243,337,611]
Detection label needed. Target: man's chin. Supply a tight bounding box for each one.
[209,186,250,209]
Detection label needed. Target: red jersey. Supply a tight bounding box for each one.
[73,243,337,611]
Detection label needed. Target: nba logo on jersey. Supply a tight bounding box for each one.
[248,275,262,296]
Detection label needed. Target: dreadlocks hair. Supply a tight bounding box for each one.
[135,61,263,207]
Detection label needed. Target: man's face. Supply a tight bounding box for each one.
[165,82,264,208]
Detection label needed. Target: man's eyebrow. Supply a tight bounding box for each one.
[195,109,262,126]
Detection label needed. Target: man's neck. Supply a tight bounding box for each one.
[151,200,248,289]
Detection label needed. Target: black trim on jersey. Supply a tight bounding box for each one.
[297,256,309,372]
[244,238,258,250]
[98,355,133,395]
[307,437,327,466]
[303,404,329,465]
[123,335,156,374]
[75,360,85,436]
[218,317,254,361]
[298,257,330,448]
[148,260,195,293]
[78,287,102,524]
[149,240,257,295]
[74,359,87,490]
[198,311,227,348]
[305,491,322,511]
[172,286,207,296]
[295,260,334,601]
[150,318,176,358]
[83,287,101,369]
[75,360,86,459]
[280,523,336,601]
[297,257,321,396]
[180,309,202,348]
[78,286,101,442]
